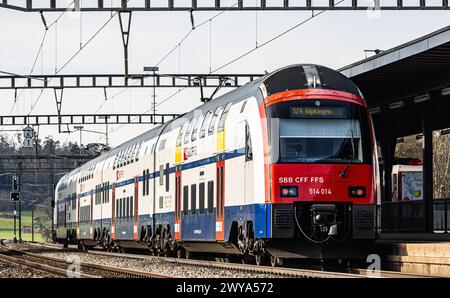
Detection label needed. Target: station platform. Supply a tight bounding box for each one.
[375,240,450,276]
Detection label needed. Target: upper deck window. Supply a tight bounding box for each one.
[208,106,223,135]
[200,110,213,138]
[192,114,204,142]
[184,119,196,144]
[217,103,232,132]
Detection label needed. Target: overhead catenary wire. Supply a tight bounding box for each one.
[27,9,124,117]
[93,87,188,144]
[210,1,345,74]
[93,2,240,114]
[95,3,341,146]
[5,1,75,116]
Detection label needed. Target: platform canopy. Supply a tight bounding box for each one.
[339,25,450,137]
[339,25,450,234]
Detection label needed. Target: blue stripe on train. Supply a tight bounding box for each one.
[85,203,270,241]
[73,148,246,200]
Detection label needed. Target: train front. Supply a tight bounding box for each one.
[261,65,378,250]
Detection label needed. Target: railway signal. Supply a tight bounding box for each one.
[10,191,20,202]
[12,175,19,191]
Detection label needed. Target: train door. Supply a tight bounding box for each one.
[244,121,254,205]
[90,193,93,240]
[174,171,181,240]
[216,161,225,241]
[77,194,80,239]
[134,177,139,240]
[189,174,210,241]
[111,183,116,239]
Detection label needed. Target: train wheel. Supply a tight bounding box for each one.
[185,250,191,259]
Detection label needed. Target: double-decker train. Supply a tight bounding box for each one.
[54,64,379,266]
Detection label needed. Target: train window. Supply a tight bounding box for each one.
[126,146,133,165]
[142,170,146,195]
[216,166,224,218]
[117,150,123,168]
[146,169,150,195]
[240,100,247,113]
[116,199,119,218]
[191,114,204,142]
[208,106,223,135]
[129,143,136,164]
[159,196,163,209]
[245,121,253,161]
[159,139,166,151]
[184,119,196,144]
[159,165,164,186]
[130,196,134,217]
[121,149,126,166]
[105,183,109,203]
[207,181,214,214]
[199,182,205,214]
[191,184,197,215]
[217,103,232,132]
[136,141,142,161]
[183,186,189,216]
[151,143,156,153]
[175,176,181,220]
[200,110,213,138]
[176,122,188,146]
[125,197,130,217]
[123,198,126,218]
[165,163,170,192]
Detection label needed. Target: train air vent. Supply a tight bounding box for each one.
[354,209,374,230]
[273,209,292,228]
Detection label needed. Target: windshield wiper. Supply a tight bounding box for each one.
[339,127,355,178]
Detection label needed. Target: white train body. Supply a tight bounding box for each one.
[55,64,378,259]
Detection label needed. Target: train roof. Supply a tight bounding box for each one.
[60,64,362,180]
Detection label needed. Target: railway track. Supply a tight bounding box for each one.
[25,241,430,278]
[0,241,173,278]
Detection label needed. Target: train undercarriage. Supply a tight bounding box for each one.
[54,202,375,267]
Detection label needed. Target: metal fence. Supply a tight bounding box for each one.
[379,199,450,233]
[434,199,450,233]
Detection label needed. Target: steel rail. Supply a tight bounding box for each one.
[32,242,433,278]
[0,243,173,278]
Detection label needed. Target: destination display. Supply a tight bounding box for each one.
[289,106,347,118]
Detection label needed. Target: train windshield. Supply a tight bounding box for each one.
[268,100,371,164]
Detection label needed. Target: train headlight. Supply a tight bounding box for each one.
[349,186,366,198]
[280,186,298,198]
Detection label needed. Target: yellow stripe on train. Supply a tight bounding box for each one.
[175,146,182,163]
[217,130,225,152]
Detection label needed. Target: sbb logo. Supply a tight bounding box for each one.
[279,177,294,183]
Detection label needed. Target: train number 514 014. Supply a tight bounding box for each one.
[309,188,332,195]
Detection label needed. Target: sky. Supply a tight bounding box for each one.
[0,3,449,148]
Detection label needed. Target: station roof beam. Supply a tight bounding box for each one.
[0,73,263,90]
[1,0,449,11]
